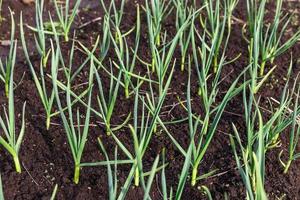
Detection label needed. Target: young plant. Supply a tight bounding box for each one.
[279,75,300,173]
[22,15,93,130]
[145,31,182,133]
[246,1,277,94]
[246,0,300,77]
[97,143,134,200]
[149,16,191,94]
[230,95,268,199]
[173,0,193,71]
[201,0,227,72]
[93,59,123,136]
[103,63,174,188]
[99,0,127,42]
[95,85,167,198]
[54,35,130,136]
[20,13,55,130]
[98,139,162,200]
[0,9,16,98]
[200,0,238,73]
[160,146,194,200]
[0,56,26,173]
[188,57,246,186]
[98,14,111,63]
[111,4,141,99]
[26,0,51,67]
[230,62,299,197]
[145,0,173,46]
[262,60,297,150]
[145,0,182,73]
[53,0,82,42]
[51,40,93,184]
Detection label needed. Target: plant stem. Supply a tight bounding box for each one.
[13,155,21,173]
[191,166,198,186]
[106,123,111,136]
[73,164,80,184]
[125,84,129,99]
[5,83,8,98]
[155,34,160,46]
[46,115,51,130]
[64,34,69,42]
[284,160,291,174]
[181,56,185,71]
[213,56,218,73]
[42,55,47,68]
[260,61,266,76]
[152,58,155,73]
[134,166,139,186]
[153,123,157,133]
[198,87,202,97]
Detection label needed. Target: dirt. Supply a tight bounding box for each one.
[1,0,300,199]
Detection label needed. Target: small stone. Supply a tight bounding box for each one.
[22,0,35,5]
[0,40,11,46]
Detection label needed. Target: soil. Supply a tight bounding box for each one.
[1,0,300,199]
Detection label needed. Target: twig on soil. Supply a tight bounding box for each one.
[78,17,102,29]
[22,162,39,186]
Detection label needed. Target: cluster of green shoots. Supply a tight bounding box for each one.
[27,0,51,67]
[246,0,300,94]
[0,9,16,98]
[0,40,26,173]
[200,0,238,73]
[51,38,93,184]
[1,0,300,199]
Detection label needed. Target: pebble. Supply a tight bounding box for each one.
[22,0,35,5]
[0,40,11,46]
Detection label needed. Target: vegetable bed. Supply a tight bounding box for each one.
[1,0,300,199]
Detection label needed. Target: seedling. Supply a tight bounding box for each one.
[99,0,127,42]
[0,9,16,98]
[173,0,193,71]
[187,56,246,186]
[103,63,174,187]
[53,0,82,41]
[230,97,268,199]
[51,35,131,136]
[0,54,26,173]
[20,13,55,130]
[145,0,173,46]
[51,40,93,184]
[98,14,111,63]
[93,59,123,136]
[200,0,227,73]
[279,75,300,173]
[246,0,300,78]
[26,0,51,67]
[111,5,141,99]
[199,0,238,73]
[98,139,162,200]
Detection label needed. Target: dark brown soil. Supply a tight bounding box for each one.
[1,0,300,199]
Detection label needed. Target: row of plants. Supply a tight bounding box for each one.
[0,0,300,199]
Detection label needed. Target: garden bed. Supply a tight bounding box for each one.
[1,0,300,199]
